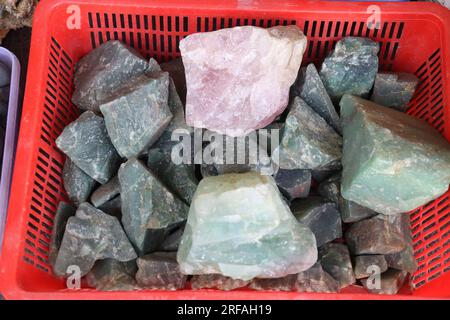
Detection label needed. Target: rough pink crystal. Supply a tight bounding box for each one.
[180,25,307,136]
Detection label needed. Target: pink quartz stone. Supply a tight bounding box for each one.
[180,25,307,137]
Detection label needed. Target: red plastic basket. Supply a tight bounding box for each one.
[1,0,450,300]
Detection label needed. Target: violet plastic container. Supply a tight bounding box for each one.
[0,47,20,250]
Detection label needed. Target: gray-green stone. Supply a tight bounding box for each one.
[53,203,137,277]
[353,255,388,279]
[136,252,187,290]
[100,72,172,158]
[293,64,341,133]
[98,196,122,219]
[91,176,120,208]
[62,158,97,206]
[72,40,148,111]
[291,196,342,247]
[340,94,450,214]
[272,97,342,170]
[177,172,318,281]
[118,158,189,255]
[56,111,122,184]
[319,243,356,289]
[361,269,407,295]
[318,173,378,223]
[49,202,76,267]
[273,169,311,201]
[319,37,379,102]
[159,222,186,252]
[86,259,138,291]
[295,262,339,293]
[371,72,419,111]
[191,274,250,291]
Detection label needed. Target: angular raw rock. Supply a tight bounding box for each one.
[353,255,388,279]
[118,158,189,255]
[311,168,337,183]
[295,263,340,293]
[361,269,408,295]
[53,203,137,277]
[345,214,409,255]
[86,259,138,291]
[62,158,97,206]
[249,274,298,291]
[180,25,307,136]
[159,222,186,252]
[319,37,379,102]
[56,111,122,184]
[98,196,122,219]
[72,40,148,111]
[136,252,187,290]
[100,72,172,158]
[318,173,378,223]
[293,64,341,133]
[191,274,250,291]
[273,169,311,201]
[147,147,198,205]
[272,97,342,170]
[49,202,76,267]
[177,172,317,281]
[340,95,450,214]
[161,58,187,105]
[291,196,342,247]
[371,72,419,111]
[385,245,417,274]
[91,176,120,208]
[319,243,356,289]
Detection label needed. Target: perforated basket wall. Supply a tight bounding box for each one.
[1,0,449,299]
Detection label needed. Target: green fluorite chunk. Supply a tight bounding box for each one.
[177,172,317,281]
[340,94,450,214]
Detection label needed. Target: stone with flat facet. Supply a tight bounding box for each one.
[293,64,341,133]
[273,169,311,201]
[86,259,138,291]
[161,58,187,105]
[136,252,187,290]
[385,245,417,274]
[291,196,342,247]
[53,203,137,277]
[118,158,189,255]
[180,25,307,136]
[371,72,419,111]
[249,274,298,291]
[319,243,356,289]
[340,94,450,214]
[91,176,120,208]
[272,97,342,170]
[159,222,186,252]
[100,72,172,158]
[353,255,388,279]
[295,262,340,293]
[361,269,407,295]
[319,37,379,103]
[56,111,122,184]
[191,274,250,291]
[62,158,97,206]
[49,202,76,267]
[177,172,317,281]
[72,40,148,111]
[98,196,122,219]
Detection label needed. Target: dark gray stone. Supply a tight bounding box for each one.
[295,262,340,293]
[293,64,341,133]
[311,168,336,183]
[118,158,189,255]
[319,37,379,103]
[161,58,187,105]
[371,72,419,111]
[62,158,98,206]
[72,40,148,111]
[98,196,122,219]
[49,202,76,267]
[0,62,10,87]
[136,252,187,290]
[86,259,138,291]
[91,176,120,208]
[291,196,342,247]
[272,97,342,170]
[191,274,249,291]
[353,255,388,279]
[361,269,408,295]
[385,245,417,274]
[100,72,172,158]
[159,222,186,252]
[318,173,378,223]
[56,111,122,184]
[319,243,356,289]
[273,169,311,201]
[345,214,409,255]
[53,203,137,277]
[249,274,298,291]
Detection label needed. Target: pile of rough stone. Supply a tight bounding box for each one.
[51,25,450,295]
